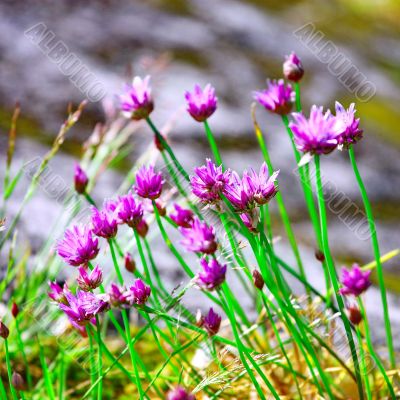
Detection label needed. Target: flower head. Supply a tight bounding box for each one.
[191,159,231,204]
[108,283,130,308]
[91,206,118,239]
[57,225,99,267]
[283,52,304,82]
[126,279,151,305]
[339,264,371,296]
[185,83,217,122]
[334,102,363,147]
[289,105,341,155]
[180,218,217,254]
[254,79,294,115]
[48,281,68,304]
[167,386,195,400]
[74,164,88,194]
[203,308,222,336]
[77,265,103,291]
[197,258,226,291]
[116,193,144,228]
[119,76,153,120]
[170,204,194,228]
[135,165,163,200]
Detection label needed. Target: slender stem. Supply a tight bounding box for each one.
[95,317,103,400]
[356,326,372,400]
[4,339,18,400]
[349,145,395,368]
[58,348,66,400]
[15,317,32,389]
[314,155,365,400]
[87,327,96,400]
[294,82,302,112]
[203,120,222,165]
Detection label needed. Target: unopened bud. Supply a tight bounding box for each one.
[315,250,325,262]
[154,133,166,152]
[347,305,363,325]
[124,253,136,273]
[0,320,9,339]
[283,52,304,82]
[12,372,26,391]
[195,309,204,327]
[74,164,89,195]
[252,270,265,290]
[11,302,19,318]
[136,219,149,238]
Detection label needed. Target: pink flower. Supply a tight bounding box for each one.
[180,218,217,254]
[77,265,103,291]
[185,83,217,122]
[254,79,294,115]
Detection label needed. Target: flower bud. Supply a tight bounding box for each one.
[315,250,325,262]
[0,320,9,339]
[154,133,166,152]
[252,270,265,290]
[124,253,136,273]
[283,52,304,82]
[12,372,26,391]
[195,309,204,327]
[347,305,363,325]
[11,302,19,318]
[74,164,89,194]
[136,219,149,238]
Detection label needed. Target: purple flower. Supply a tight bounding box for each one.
[91,206,118,239]
[283,52,304,82]
[119,76,154,120]
[253,79,294,115]
[116,192,144,228]
[180,218,217,254]
[190,159,231,204]
[197,258,226,291]
[334,102,363,147]
[170,204,194,228]
[74,164,88,194]
[48,281,68,304]
[108,283,130,308]
[59,290,109,327]
[167,386,195,400]
[185,83,217,122]
[240,211,259,232]
[339,264,371,296]
[126,279,151,305]
[203,308,222,336]
[135,165,163,200]
[57,225,100,267]
[77,265,103,291]
[289,105,341,155]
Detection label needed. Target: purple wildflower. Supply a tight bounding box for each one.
[334,102,363,147]
[57,225,99,267]
[77,265,103,291]
[108,283,130,308]
[135,165,163,200]
[48,281,68,304]
[185,83,217,122]
[253,79,294,115]
[119,76,154,120]
[283,52,304,82]
[170,204,194,228]
[289,105,341,155]
[126,279,151,305]
[190,159,231,204]
[203,308,222,336]
[116,192,144,228]
[197,258,226,291]
[240,211,259,232]
[180,218,217,254]
[91,206,118,239]
[167,386,195,400]
[74,164,88,194]
[339,264,371,296]
[59,290,109,327]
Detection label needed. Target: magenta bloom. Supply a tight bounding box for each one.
[254,79,294,115]
[119,76,154,120]
[116,192,143,228]
[240,211,259,233]
[167,386,195,400]
[170,204,194,228]
[59,290,109,327]
[334,102,363,147]
[91,206,118,239]
[180,218,217,254]
[190,159,231,204]
[48,281,68,304]
[74,164,88,194]
[197,258,226,291]
[203,307,222,336]
[339,264,371,296]
[108,283,130,308]
[283,52,304,82]
[290,105,341,155]
[77,265,103,291]
[57,225,99,267]
[135,165,163,200]
[185,83,217,122]
[126,279,151,305]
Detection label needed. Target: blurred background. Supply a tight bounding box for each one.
[0,0,399,341]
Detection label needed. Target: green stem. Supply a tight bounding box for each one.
[95,317,103,400]
[294,82,302,112]
[4,339,18,400]
[87,327,96,400]
[349,145,395,368]
[203,120,222,165]
[314,155,365,400]
[356,326,372,400]
[15,317,32,389]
